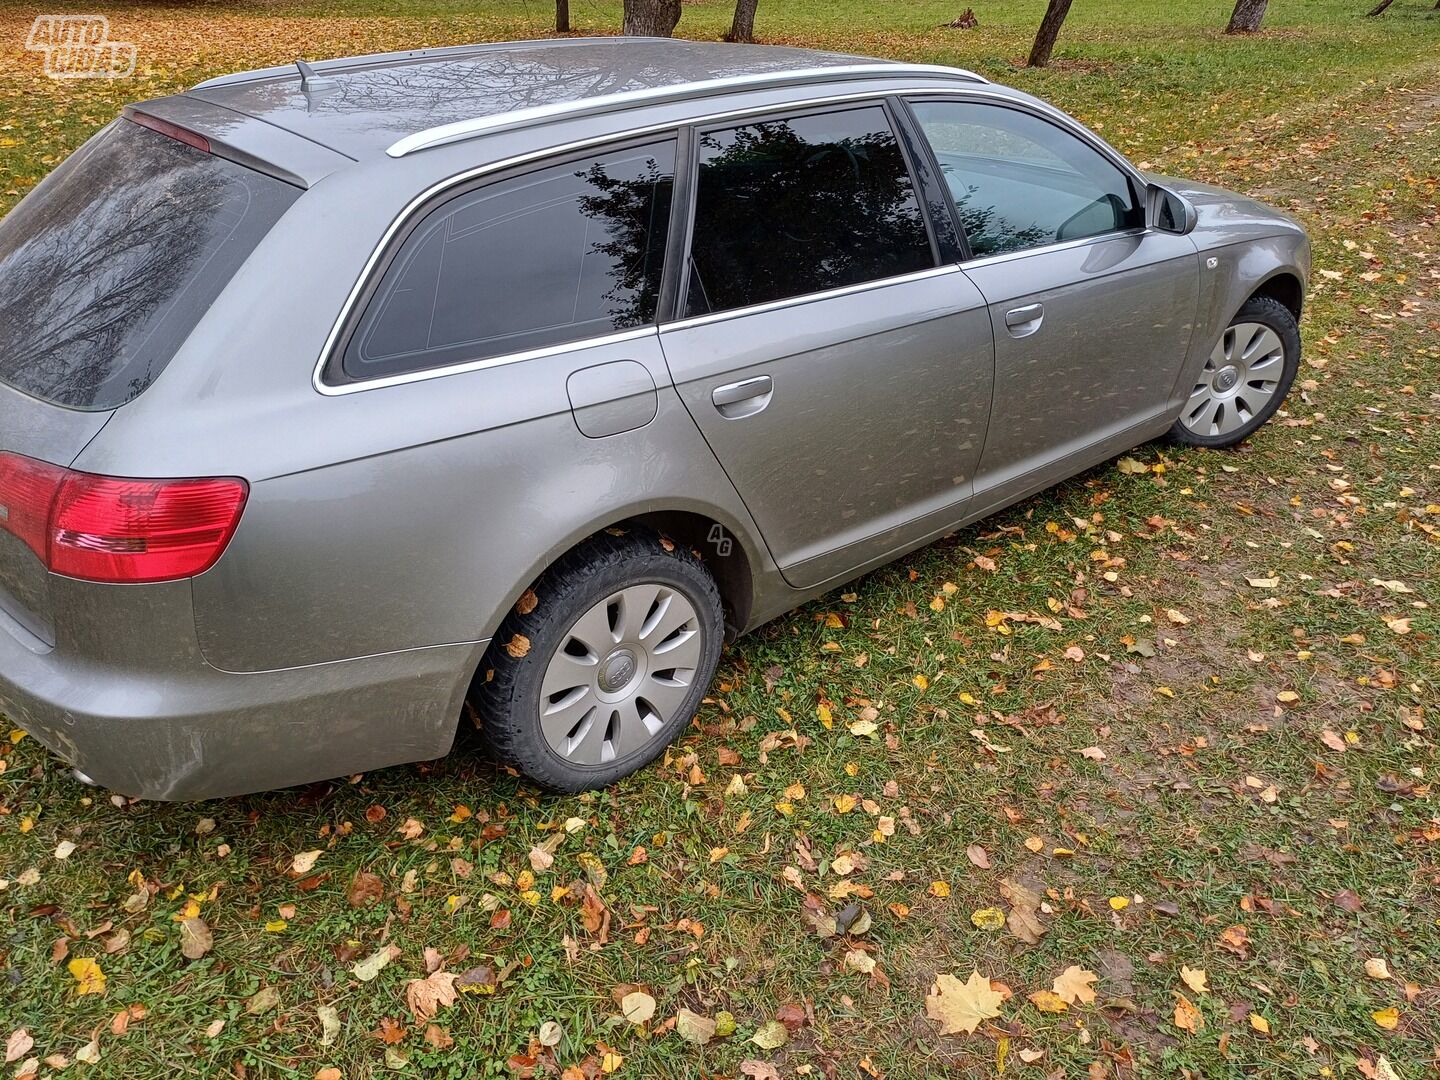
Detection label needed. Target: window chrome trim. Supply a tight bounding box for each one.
[317,325,658,396]
[664,265,962,333]
[959,227,1152,270]
[385,64,988,157]
[315,83,1013,397]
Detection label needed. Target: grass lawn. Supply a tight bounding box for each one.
[0,1,1438,1077]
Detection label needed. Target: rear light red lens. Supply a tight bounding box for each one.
[0,452,64,563]
[0,452,246,584]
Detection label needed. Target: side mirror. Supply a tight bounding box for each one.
[1147,183,1198,235]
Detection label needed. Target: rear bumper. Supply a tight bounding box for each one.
[0,599,485,800]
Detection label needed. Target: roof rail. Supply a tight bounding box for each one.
[191,39,587,91]
[386,63,987,158]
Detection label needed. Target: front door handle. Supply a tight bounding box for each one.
[711,375,773,419]
[1004,302,1044,337]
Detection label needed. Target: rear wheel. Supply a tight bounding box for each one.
[473,528,724,792]
[1169,295,1300,448]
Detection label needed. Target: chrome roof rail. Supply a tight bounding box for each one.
[385,63,987,158]
[191,39,580,91]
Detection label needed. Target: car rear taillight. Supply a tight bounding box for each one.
[0,452,246,583]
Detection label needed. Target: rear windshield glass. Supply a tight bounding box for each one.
[0,119,298,410]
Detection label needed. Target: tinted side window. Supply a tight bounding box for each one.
[909,101,1141,259]
[344,140,676,380]
[685,106,933,317]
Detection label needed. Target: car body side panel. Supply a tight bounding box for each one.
[662,268,994,590]
[188,337,773,672]
[962,230,1201,506]
[1154,177,1310,419]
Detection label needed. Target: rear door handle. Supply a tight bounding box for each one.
[1004,303,1044,334]
[711,375,773,419]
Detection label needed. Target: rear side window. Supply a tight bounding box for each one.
[342,140,677,381]
[684,105,933,318]
[0,119,298,410]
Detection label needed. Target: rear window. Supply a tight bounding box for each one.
[0,119,298,410]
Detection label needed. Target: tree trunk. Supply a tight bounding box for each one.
[724,0,760,42]
[1026,0,1074,67]
[622,0,683,36]
[1225,0,1269,32]
[1365,0,1396,13]
[555,0,569,32]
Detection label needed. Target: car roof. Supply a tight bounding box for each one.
[182,37,986,161]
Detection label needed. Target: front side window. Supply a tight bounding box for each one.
[684,106,933,318]
[343,140,676,380]
[909,100,1141,260]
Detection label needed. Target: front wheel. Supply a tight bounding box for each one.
[1168,294,1300,448]
[472,528,724,792]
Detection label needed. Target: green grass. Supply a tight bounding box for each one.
[1,1,1438,1077]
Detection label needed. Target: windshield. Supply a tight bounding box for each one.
[0,118,298,410]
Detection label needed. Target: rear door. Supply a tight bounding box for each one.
[659,102,994,590]
[906,98,1199,507]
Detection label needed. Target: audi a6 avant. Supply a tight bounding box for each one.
[0,38,1308,799]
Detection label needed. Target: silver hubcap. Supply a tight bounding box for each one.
[1181,321,1285,438]
[540,584,703,766]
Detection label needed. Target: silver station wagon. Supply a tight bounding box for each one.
[0,38,1308,799]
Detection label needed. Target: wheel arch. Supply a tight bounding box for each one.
[476,502,764,650]
[1248,270,1304,320]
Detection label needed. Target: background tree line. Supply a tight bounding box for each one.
[600,0,1434,61]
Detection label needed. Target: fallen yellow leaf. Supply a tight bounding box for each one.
[1052,966,1097,1005]
[67,957,106,996]
[926,970,1003,1035]
[970,907,1005,931]
[1173,993,1203,1034]
[1027,989,1068,1013]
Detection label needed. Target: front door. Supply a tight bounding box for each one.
[907,99,1199,507]
[659,103,994,589]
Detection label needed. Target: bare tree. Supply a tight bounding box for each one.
[1226,0,1270,31]
[725,0,761,42]
[1027,0,1074,67]
[622,0,683,36]
[556,0,569,33]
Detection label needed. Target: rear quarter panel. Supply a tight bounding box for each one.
[73,159,775,672]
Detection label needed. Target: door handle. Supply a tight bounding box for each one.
[711,375,773,419]
[1004,303,1044,335]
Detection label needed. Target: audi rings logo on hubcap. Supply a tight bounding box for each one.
[599,650,637,692]
[1214,366,1240,391]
